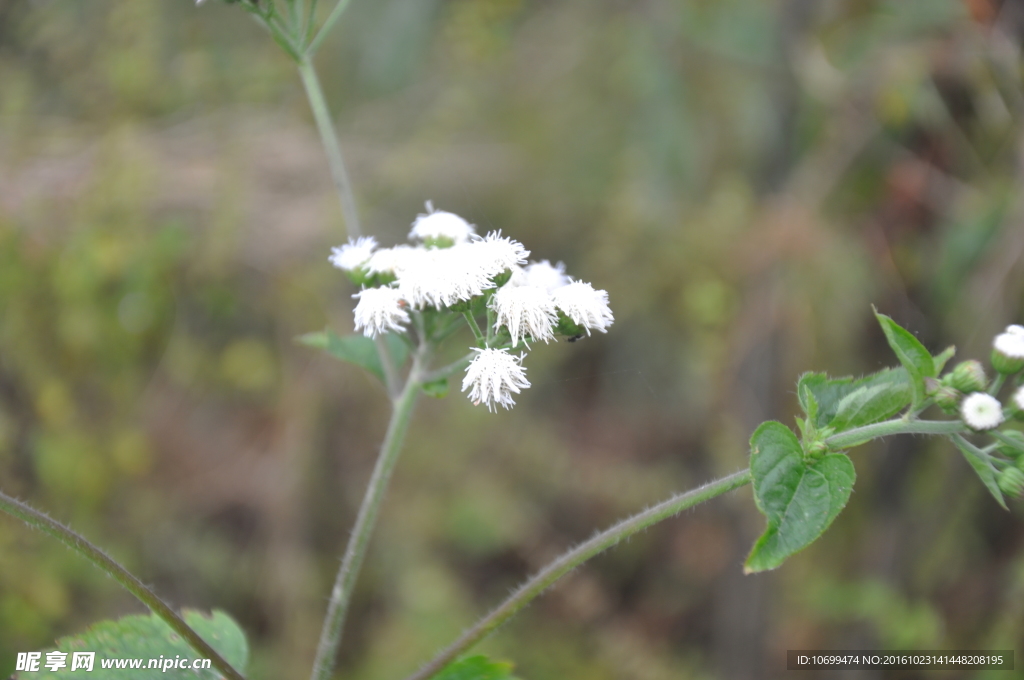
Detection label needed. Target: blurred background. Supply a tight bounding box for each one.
[2,0,1024,678]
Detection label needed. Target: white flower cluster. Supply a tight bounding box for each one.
[330,203,614,411]
[958,325,1024,430]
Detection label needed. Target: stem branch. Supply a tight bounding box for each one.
[825,419,967,449]
[402,469,752,680]
[0,491,246,680]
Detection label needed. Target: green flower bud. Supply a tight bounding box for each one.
[947,360,987,394]
[997,466,1024,498]
[933,385,963,414]
[998,430,1024,459]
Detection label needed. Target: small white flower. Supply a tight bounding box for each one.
[1007,324,1024,337]
[961,392,1004,431]
[1014,386,1024,412]
[522,260,569,292]
[330,236,378,271]
[352,287,410,337]
[397,246,496,309]
[365,244,423,277]
[409,202,476,243]
[994,331,1024,359]
[491,284,557,347]
[552,279,614,335]
[462,347,530,411]
[470,231,530,276]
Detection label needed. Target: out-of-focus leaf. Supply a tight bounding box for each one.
[951,434,1008,511]
[434,655,517,680]
[14,610,248,679]
[298,329,408,384]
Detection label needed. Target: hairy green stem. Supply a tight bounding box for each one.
[0,491,246,680]
[422,353,475,384]
[402,469,752,680]
[307,0,354,55]
[310,351,426,680]
[826,418,967,449]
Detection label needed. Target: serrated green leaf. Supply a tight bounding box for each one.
[298,329,408,384]
[435,655,517,680]
[951,434,1008,511]
[15,610,247,680]
[829,381,912,432]
[798,368,911,429]
[873,308,936,407]
[745,422,856,573]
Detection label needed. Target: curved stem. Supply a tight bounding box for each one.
[462,312,486,348]
[310,350,427,680]
[990,373,1007,396]
[422,353,475,384]
[0,491,246,680]
[825,418,967,450]
[297,56,362,238]
[403,469,752,680]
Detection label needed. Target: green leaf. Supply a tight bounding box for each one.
[873,308,936,407]
[951,434,1008,511]
[797,368,912,429]
[745,422,856,573]
[435,655,517,680]
[298,329,409,384]
[829,379,913,432]
[421,377,450,398]
[14,610,248,679]
[933,345,956,374]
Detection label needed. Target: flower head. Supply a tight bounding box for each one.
[994,331,1024,359]
[961,392,1004,431]
[352,287,410,337]
[397,246,496,309]
[552,279,614,335]
[1014,385,1024,412]
[409,202,476,244]
[471,231,530,275]
[992,329,1024,374]
[1008,324,1024,336]
[462,347,530,411]
[522,260,569,292]
[330,236,378,272]
[491,284,557,347]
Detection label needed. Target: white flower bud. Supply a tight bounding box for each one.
[993,331,1024,374]
[461,347,530,412]
[329,236,378,272]
[1014,386,1024,413]
[552,279,614,335]
[960,392,1004,431]
[352,287,410,337]
[491,285,557,347]
[409,202,476,243]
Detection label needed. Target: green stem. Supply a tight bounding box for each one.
[402,469,752,680]
[0,491,246,680]
[309,350,426,680]
[990,373,1007,396]
[421,353,475,384]
[307,0,354,55]
[462,312,486,348]
[825,418,967,449]
[297,57,362,238]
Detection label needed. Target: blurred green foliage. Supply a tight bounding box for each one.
[2,0,1024,679]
